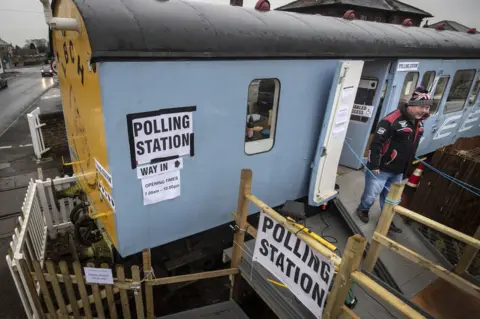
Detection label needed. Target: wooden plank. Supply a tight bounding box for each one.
[373,232,480,299]
[46,180,60,225]
[59,261,81,319]
[142,249,154,319]
[352,271,424,318]
[101,263,118,319]
[148,268,239,286]
[19,259,45,319]
[31,271,135,287]
[364,182,404,272]
[245,193,342,266]
[454,225,480,275]
[323,235,366,319]
[46,261,69,317]
[36,181,55,238]
[340,305,360,319]
[87,262,106,319]
[59,183,68,223]
[394,205,480,249]
[132,266,145,319]
[33,260,58,319]
[231,169,253,269]
[72,262,93,318]
[116,265,131,319]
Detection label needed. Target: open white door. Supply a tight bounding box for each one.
[308,61,364,206]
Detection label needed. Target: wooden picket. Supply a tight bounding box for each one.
[27,260,142,319]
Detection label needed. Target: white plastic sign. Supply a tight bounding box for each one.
[141,170,181,205]
[98,181,115,211]
[127,106,196,168]
[351,104,374,118]
[397,62,419,72]
[84,267,114,284]
[253,212,334,318]
[137,158,183,179]
[94,158,113,187]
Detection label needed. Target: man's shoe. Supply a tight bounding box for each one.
[389,222,403,233]
[356,208,369,223]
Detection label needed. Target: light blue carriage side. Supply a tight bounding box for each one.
[99,59,340,256]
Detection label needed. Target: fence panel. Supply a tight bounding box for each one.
[27,107,50,159]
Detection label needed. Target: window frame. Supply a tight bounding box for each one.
[397,72,419,107]
[467,72,480,107]
[244,78,281,156]
[444,69,476,114]
[430,75,450,115]
[420,71,436,92]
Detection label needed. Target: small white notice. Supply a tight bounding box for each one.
[137,158,183,179]
[98,181,115,211]
[84,267,114,285]
[253,212,334,318]
[94,158,113,188]
[331,86,355,138]
[397,62,419,72]
[141,170,181,205]
[351,104,374,118]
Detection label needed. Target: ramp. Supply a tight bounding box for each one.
[158,300,249,319]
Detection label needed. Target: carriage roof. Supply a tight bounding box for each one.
[65,0,480,62]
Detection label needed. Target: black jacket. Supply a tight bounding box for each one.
[367,106,427,174]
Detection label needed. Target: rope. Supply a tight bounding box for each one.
[415,157,480,197]
[384,199,401,205]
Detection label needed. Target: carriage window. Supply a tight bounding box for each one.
[467,75,480,106]
[444,70,476,113]
[421,71,436,92]
[398,72,419,107]
[350,78,378,123]
[430,76,450,114]
[245,79,280,155]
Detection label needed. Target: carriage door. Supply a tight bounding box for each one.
[425,61,478,154]
[339,60,392,169]
[457,70,480,139]
[308,60,364,206]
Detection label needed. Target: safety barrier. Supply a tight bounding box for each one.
[6,175,78,318]
[364,183,480,302]
[231,169,426,319]
[27,107,50,159]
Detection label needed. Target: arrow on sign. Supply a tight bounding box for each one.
[175,160,181,168]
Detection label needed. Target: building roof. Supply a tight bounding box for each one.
[0,38,10,47]
[64,0,480,62]
[427,20,477,33]
[276,0,433,17]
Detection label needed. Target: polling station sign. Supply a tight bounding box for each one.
[253,213,334,317]
[127,106,196,168]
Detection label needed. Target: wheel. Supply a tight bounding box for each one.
[74,215,102,246]
[69,202,86,224]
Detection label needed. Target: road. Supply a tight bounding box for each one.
[0,68,54,137]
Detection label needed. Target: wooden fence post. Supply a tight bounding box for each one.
[143,249,154,319]
[59,261,81,318]
[230,169,252,299]
[323,235,366,319]
[116,265,132,319]
[132,265,145,319]
[454,225,480,275]
[102,263,118,319]
[18,259,45,319]
[87,262,106,319]
[33,260,57,319]
[364,182,404,273]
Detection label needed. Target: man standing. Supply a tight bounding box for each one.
[356,87,432,233]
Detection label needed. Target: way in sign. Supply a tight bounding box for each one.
[137,157,183,179]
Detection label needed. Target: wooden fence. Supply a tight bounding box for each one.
[364,182,480,300]
[231,169,426,319]
[6,175,79,318]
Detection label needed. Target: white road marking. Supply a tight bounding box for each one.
[19,144,33,147]
[0,145,13,149]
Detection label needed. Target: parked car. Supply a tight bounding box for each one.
[41,67,54,77]
[0,77,7,89]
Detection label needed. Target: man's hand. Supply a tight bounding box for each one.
[372,169,380,175]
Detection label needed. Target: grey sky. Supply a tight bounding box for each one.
[1,0,479,46]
